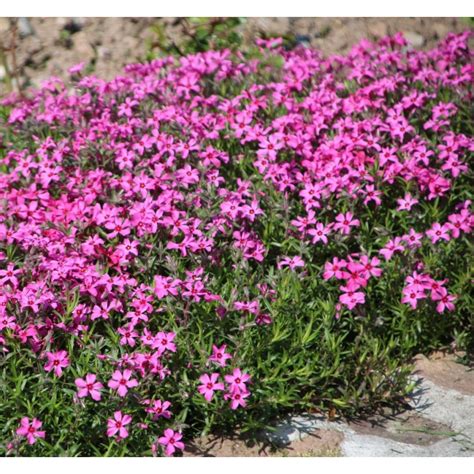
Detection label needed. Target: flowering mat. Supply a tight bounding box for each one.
[0,31,472,456]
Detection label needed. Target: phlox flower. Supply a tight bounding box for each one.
[118,325,139,347]
[108,369,139,397]
[403,228,423,248]
[359,256,383,278]
[145,399,172,420]
[16,417,45,445]
[278,255,305,270]
[75,374,103,401]
[107,411,132,440]
[152,331,177,355]
[44,350,69,377]
[396,194,419,211]
[323,257,348,280]
[224,368,251,392]
[308,222,330,244]
[339,289,365,310]
[431,288,456,313]
[0,263,21,287]
[379,237,405,261]
[153,276,180,299]
[426,222,451,244]
[208,344,232,367]
[198,373,225,402]
[227,388,250,410]
[158,429,185,456]
[333,212,360,235]
[401,286,426,309]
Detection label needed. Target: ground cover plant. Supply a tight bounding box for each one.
[0,30,473,456]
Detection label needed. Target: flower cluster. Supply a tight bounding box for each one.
[0,31,472,455]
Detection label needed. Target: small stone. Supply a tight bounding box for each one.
[97,46,112,60]
[0,18,10,33]
[403,31,425,48]
[18,18,34,38]
[0,65,6,81]
[72,31,96,61]
[368,21,388,39]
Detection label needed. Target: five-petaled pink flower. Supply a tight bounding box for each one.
[198,373,225,402]
[224,368,251,392]
[158,428,185,456]
[75,374,104,401]
[44,350,69,377]
[208,344,232,367]
[107,411,132,439]
[16,417,45,445]
[108,369,139,397]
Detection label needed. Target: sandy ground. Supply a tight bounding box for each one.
[0,17,471,95]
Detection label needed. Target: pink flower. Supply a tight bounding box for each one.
[397,193,419,211]
[224,368,251,392]
[403,228,423,248]
[228,388,250,410]
[108,369,139,397]
[158,429,185,456]
[278,255,305,270]
[402,287,426,309]
[198,373,225,402]
[145,399,172,420]
[379,237,405,261]
[308,222,330,245]
[431,288,456,313]
[323,257,348,280]
[153,276,180,299]
[107,411,132,439]
[75,374,103,401]
[333,212,360,235]
[426,222,451,244]
[16,417,45,445]
[208,344,232,367]
[359,256,382,279]
[0,263,21,287]
[44,350,69,377]
[152,331,177,355]
[339,289,365,310]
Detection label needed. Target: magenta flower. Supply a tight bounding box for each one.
[158,428,185,456]
[334,212,360,235]
[426,223,451,244]
[224,368,251,392]
[107,411,132,440]
[431,288,456,313]
[278,255,305,270]
[145,399,172,420]
[198,373,225,402]
[228,388,250,410]
[402,287,426,309]
[44,350,69,377]
[308,222,330,245]
[208,344,232,367]
[75,374,103,401]
[108,369,139,397]
[16,417,45,445]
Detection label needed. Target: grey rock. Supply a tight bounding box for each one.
[18,18,34,38]
[368,21,388,39]
[403,31,425,48]
[261,374,474,456]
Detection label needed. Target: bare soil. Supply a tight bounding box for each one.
[0,17,471,95]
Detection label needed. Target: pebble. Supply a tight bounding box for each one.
[18,18,34,38]
[403,31,425,48]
